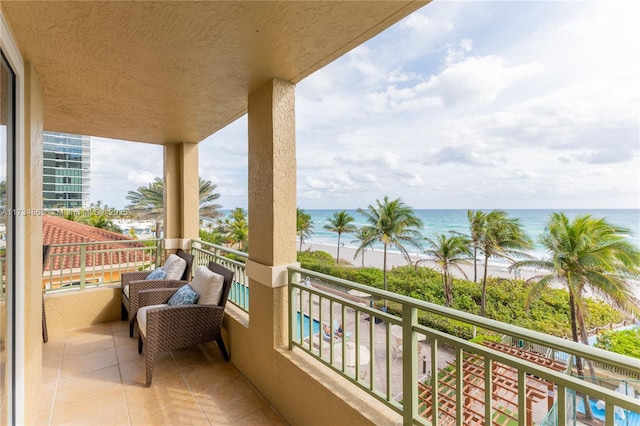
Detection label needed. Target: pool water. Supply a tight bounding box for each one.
[577,398,640,425]
[295,312,320,339]
[229,281,249,308]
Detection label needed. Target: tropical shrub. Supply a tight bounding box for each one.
[594,328,640,359]
[298,251,626,341]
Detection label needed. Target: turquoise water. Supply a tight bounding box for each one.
[300,209,640,260]
[295,312,320,339]
[577,398,640,425]
[229,281,249,309]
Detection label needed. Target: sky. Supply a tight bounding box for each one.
[90,1,640,211]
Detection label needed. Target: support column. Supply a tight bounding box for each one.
[163,142,199,250]
[247,78,296,348]
[23,62,44,426]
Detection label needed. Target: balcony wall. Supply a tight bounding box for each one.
[43,286,121,339]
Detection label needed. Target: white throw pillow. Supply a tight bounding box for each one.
[190,265,225,305]
[163,254,187,280]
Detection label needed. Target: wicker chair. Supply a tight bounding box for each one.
[121,249,194,337]
[136,261,234,386]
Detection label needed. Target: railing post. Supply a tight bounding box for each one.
[191,239,200,267]
[287,268,294,350]
[402,304,418,425]
[79,245,86,290]
[155,239,162,267]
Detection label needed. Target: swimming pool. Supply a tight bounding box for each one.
[295,312,320,339]
[577,398,640,425]
[229,281,249,309]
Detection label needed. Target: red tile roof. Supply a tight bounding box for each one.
[43,215,149,270]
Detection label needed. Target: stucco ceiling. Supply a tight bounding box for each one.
[2,1,427,145]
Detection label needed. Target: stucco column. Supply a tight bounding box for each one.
[247,78,296,348]
[23,62,44,426]
[163,142,199,250]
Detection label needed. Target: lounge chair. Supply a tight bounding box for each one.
[322,320,351,341]
[321,322,333,341]
[391,324,402,360]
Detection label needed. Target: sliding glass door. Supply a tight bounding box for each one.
[0,50,15,426]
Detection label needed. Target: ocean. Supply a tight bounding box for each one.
[300,209,640,261]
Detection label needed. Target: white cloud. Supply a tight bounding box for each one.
[90,137,162,207]
[422,56,544,107]
[126,170,155,186]
[87,1,639,212]
[444,38,473,67]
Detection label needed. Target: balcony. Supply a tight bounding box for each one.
[37,320,286,425]
[40,241,640,425]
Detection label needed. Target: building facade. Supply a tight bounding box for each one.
[42,131,90,209]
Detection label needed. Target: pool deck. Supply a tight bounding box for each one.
[294,284,565,424]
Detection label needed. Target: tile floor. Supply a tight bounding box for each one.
[36,321,287,425]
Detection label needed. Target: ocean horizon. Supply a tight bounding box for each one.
[294,208,640,261]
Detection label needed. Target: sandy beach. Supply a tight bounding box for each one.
[300,241,541,281]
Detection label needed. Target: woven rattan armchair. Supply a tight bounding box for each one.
[136,262,234,386]
[121,249,194,337]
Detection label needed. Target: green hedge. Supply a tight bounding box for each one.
[594,328,640,359]
[297,251,625,341]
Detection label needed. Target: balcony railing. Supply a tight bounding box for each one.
[42,239,250,311]
[191,239,249,312]
[43,239,161,291]
[287,266,640,425]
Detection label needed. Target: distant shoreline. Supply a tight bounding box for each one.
[299,241,541,281]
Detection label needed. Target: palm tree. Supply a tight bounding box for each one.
[467,210,486,283]
[352,226,377,267]
[126,177,222,235]
[198,179,223,221]
[422,233,471,307]
[296,208,314,252]
[324,210,356,263]
[476,210,533,317]
[81,202,123,233]
[513,213,640,396]
[357,196,423,306]
[126,177,164,221]
[228,207,248,251]
[56,201,122,233]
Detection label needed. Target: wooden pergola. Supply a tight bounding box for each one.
[418,341,567,425]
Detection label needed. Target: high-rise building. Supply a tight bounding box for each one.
[43,131,90,209]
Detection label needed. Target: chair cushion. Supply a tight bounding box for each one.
[190,265,224,305]
[146,267,165,280]
[168,284,199,306]
[123,285,130,298]
[163,254,187,280]
[137,304,168,336]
